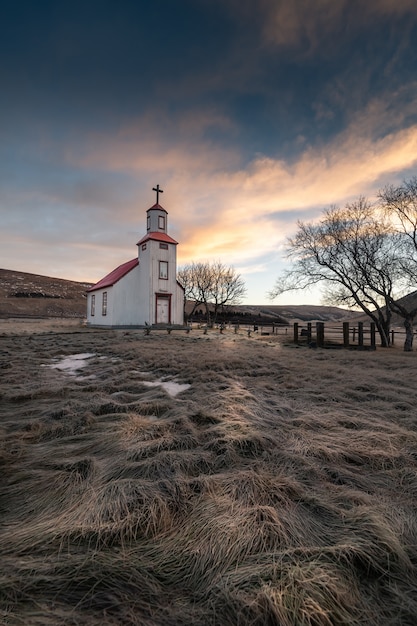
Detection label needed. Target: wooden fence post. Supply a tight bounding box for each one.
[293,322,299,343]
[370,323,376,349]
[352,327,356,342]
[307,322,312,343]
[391,330,395,345]
[343,322,350,348]
[358,322,364,347]
[316,322,324,347]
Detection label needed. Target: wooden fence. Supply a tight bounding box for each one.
[139,321,407,349]
[291,321,405,349]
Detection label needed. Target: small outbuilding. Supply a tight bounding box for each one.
[86,187,184,328]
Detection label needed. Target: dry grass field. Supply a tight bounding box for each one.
[1,321,417,625]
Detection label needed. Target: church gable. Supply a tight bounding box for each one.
[87,258,139,293]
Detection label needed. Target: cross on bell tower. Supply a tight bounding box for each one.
[152,184,163,204]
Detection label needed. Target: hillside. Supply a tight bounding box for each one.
[1,267,359,322]
[0,268,92,318]
[347,290,417,328]
[185,301,359,325]
[231,303,359,323]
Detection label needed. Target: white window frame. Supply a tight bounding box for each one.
[159,261,168,280]
[102,291,108,316]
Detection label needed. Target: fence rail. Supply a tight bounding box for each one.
[291,321,407,349]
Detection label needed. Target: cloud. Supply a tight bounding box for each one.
[5,84,416,289]
[181,121,417,270]
[257,0,417,50]
[60,90,417,280]
[72,108,240,175]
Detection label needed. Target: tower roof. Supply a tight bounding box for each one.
[137,232,178,246]
[147,203,168,213]
[87,258,139,292]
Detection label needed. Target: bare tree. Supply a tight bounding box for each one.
[269,198,402,347]
[380,177,417,262]
[177,262,211,323]
[379,178,417,350]
[177,264,199,322]
[178,261,246,325]
[207,261,247,322]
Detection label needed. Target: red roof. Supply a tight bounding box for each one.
[87,258,139,292]
[147,203,167,213]
[137,232,178,246]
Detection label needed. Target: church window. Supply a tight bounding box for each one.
[91,294,95,316]
[142,243,147,251]
[159,261,168,279]
[158,215,165,230]
[159,243,168,249]
[147,215,150,231]
[102,291,108,316]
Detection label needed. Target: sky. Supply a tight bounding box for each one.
[1,0,417,306]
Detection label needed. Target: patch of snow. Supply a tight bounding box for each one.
[45,353,96,375]
[141,379,190,397]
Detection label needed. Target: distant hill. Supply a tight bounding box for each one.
[392,291,417,323]
[232,303,360,323]
[0,268,92,318]
[185,300,360,325]
[0,267,363,322]
[353,290,417,327]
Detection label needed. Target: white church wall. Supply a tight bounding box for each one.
[174,282,185,324]
[87,287,114,326]
[111,266,150,326]
[147,240,182,324]
[138,243,152,323]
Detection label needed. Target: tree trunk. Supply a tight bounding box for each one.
[205,302,211,327]
[183,296,189,323]
[355,299,391,347]
[404,318,414,352]
[375,319,390,347]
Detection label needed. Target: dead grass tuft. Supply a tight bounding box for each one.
[1,327,417,624]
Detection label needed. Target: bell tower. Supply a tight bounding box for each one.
[136,185,183,325]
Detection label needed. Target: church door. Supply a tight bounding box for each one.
[156,296,170,324]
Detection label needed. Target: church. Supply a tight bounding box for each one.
[86,186,184,328]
